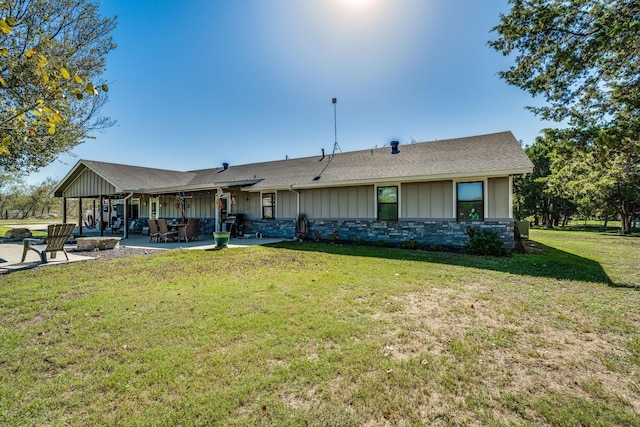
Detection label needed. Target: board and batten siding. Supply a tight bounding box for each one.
[276,190,297,219]
[297,186,375,219]
[487,177,510,218]
[62,169,117,198]
[157,191,260,221]
[401,181,453,219]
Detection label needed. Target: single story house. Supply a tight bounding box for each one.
[52,131,533,247]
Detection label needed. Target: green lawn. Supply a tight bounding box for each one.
[0,226,47,238]
[1,228,639,425]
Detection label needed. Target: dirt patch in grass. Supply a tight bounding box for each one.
[373,283,640,423]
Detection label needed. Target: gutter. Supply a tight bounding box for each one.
[242,168,534,192]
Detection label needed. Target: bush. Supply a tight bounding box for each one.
[375,239,389,247]
[464,227,507,257]
[353,237,366,246]
[399,238,419,250]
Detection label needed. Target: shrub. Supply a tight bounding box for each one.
[399,238,419,250]
[375,239,389,247]
[353,237,366,246]
[464,227,507,257]
[313,230,322,242]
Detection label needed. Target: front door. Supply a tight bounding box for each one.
[149,197,159,220]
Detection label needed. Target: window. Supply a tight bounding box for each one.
[377,186,398,221]
[457,181,483,221]
[262,193,275,219]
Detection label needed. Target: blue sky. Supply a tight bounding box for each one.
[28,0,551,185]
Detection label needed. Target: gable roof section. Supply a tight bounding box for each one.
[53,160,195,197]
[53,131,533,198]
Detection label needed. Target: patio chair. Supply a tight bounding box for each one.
[147,219,160,243]
[177,222,188,242]
[186,218,200,241]
[110,219,123,234]
[157,219,178,243]
[21,223,75,263]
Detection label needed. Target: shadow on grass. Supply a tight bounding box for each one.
[265,241,635,289]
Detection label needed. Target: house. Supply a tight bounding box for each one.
[52,131,533,247]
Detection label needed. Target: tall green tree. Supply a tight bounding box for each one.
[489,0,639,125]
[490,0,639,233]
[515,130,576,227]
[0,0,116,174]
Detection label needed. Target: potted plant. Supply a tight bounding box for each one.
[213,231,230,248]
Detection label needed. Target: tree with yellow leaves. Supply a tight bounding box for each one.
[0,0,116,174]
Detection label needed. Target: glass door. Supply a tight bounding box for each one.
[149,197,159,220]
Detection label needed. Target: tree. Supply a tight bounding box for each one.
[538,125,639,232]
[489,0,639,125]
[0,0,116,174]
[515,130,576,227]
[490,0,640,233]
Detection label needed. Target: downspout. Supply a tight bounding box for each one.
[288,185,300,218]
[123,192,134,239]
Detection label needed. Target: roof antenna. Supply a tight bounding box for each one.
[331,97,341,156]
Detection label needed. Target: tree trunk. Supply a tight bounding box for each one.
[621,214,632,234]
[620,200,632,235]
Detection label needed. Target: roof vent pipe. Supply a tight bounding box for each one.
[390,141,400,154]
[222,162,229,170]
[321,148,325,161]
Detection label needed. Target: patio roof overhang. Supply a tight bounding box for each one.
[134,179,262,195]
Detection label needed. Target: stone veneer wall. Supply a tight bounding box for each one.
[245,219,516,249]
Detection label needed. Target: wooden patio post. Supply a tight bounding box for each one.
[62,197,67,223]
[78,197,83,235]
[99,195,104,236]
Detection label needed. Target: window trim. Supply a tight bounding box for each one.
[376,185,399,221]
[261,192,276,219]
[455,180,485,222]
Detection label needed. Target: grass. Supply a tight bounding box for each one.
[0,228,639,425]
[0,219,51,238]
[0,227,47,238]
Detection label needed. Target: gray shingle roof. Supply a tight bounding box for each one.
[56,131,533,196]
[81,160,196,191]
[188,131,533,190]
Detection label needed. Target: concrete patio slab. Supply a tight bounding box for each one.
[1,227,285,274]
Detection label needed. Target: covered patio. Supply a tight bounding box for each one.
[0,222,284,274]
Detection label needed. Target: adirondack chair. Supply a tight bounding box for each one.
[21,223,75,263]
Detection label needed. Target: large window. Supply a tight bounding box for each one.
[457,181,483,221]
[377,186,398,221]
[262,193,275,219]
